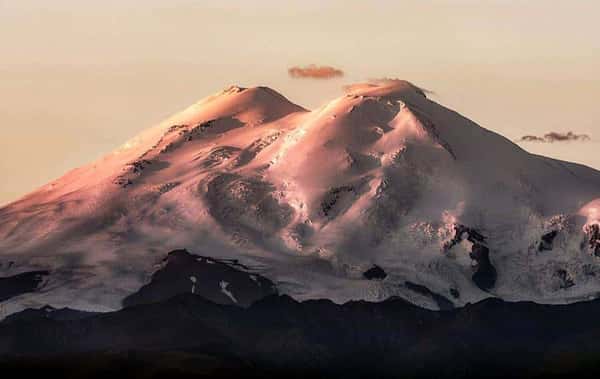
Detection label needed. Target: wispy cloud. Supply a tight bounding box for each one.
[288,65,344,79]
[518,131,591,143]
[343,78,433,97]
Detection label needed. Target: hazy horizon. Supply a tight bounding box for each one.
[1,0,600,205]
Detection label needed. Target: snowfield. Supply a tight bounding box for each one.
[1,80,600,316]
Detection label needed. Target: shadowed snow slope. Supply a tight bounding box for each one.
[1,80,600,315]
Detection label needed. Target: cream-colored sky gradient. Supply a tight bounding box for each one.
[1,0,599,205]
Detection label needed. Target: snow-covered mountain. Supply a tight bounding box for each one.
[1,80,599,315]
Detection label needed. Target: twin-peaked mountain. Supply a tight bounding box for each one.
[1,80,599,316]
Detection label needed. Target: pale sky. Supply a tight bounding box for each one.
[1,0,599,205]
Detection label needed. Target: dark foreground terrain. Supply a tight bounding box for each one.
[4,293,600,378]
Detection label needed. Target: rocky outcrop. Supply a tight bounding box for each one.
[587,224,600,257]
[443,224,486,251]
[320,185,356,218]
[444,224,497,291]
[362,265,387,280]
[199,146,241,168]
[0,271,49,302]
[122,249,277,308]
[556,269,575,289]
[233,133,280,167]
[470,243,497,291]
[538,230,559,252]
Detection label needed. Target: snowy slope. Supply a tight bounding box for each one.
[1,80,599,315]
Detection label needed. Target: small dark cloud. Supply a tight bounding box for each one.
[518,131,591,143]
[288,65,344,79]
[519,135,547,142]
[544,132,591,142]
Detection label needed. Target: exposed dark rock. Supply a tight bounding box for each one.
[587,224,600,257]
[404,281,454,310]
[320,185,356,217]
[156,182,180,194]
[443,224,486,252]
[0,271,50,302]
[442,224,497,291]
[187,120,213,141]
[470,243,497,291]
[186,118,245,141]
[114,159,170,188]
[556,269,575,289]
[122,249,277,308]
[538,230,558,252]
[465,228,486,244]
[130,159,153,174]
[362,265,387,280]
[199,146,241,168]
[449,288,460,299]
[156,118,244,155]
[234,134,280,167]
[166,124,187,133]
[113,177,133,188]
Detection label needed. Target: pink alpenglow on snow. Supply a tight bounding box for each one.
[1,80,600,318]
[580,199,600,227]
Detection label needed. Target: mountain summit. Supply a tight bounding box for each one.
[1,80,599,315]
